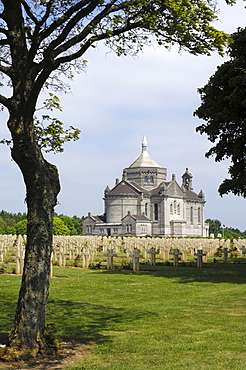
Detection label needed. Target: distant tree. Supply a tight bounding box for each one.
[0,0,230,359]
[5,226,16,235]
[72,215,83,235]
[0,216,6,234]
[16,220,28,236]
[206,219,221,236]
[53,217,70,235]
[58,215,79,235]
[195,28,246,197]
[223,228,242,239]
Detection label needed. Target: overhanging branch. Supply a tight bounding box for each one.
[0,93,12,109]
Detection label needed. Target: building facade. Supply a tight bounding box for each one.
[83,136,209,237]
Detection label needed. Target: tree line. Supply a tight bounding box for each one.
[0,210,245,239]
[0,210,83,236]
[205,219,246,239]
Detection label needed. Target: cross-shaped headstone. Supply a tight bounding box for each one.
[222,247,230,263]
[129,249,143,271]
[194,249,206,268]
[170,248,182,267]
[81,246,91,268]
[148,247,159,266]
[240,245,246,258]
[104,248,117,270]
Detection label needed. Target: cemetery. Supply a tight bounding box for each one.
[0,234,245,275]
[0,234,245,368]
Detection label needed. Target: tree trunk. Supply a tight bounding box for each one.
[7,114,61,358]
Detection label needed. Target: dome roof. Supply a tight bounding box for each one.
[129,135,161,168]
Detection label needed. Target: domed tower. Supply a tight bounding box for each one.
[123,135,167,188]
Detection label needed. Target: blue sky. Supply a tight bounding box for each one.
[0,0,246,230]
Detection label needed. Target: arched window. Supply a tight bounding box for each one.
[177,204,180,215]
[198,207,201,223]
[190,207,193,223]
[150,176,154,183]
[174,200,177,214]
[144,176,148,183]
[145,203,148,216]
[170,203,173,215]
[154,203,158,221]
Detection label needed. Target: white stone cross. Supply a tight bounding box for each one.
[81,246,91,268]
[130,249,143,272]
[104,248,117,270]
[240,245,246,258]
[222,247,230,263]
[170,248,182,267]
[148,247,159,266]
[194,249,206,268]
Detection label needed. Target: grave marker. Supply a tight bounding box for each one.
[104,248,117,270]
[170,248,182,267]
[148,247,159,266]
[194,249,206,268]
[130,249,143,271]
[222,247,230,263]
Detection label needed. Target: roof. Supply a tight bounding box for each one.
[129,136,161,168]
[131,214,151,221]
[108,182,139,195]
[185,190,202,201]
[122,213,151,222]
[91,215,106,222]
[150,182,171,195]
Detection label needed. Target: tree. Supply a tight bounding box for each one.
[58,214,80,235]
[0,0,230,359]
[16,219,28,235]
[53,216,70,235]
[205,218,221,236]
[0,216,6,234]
[194,27,246,197]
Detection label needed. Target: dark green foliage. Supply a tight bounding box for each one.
[206,218,246,238]
[58,215,83,235]
[205,218,221,236]
[195,28,246,197]
[15,220,28,236]
[0,211,27,235]
[0,210,83,235]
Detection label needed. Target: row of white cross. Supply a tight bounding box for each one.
[0,235,246,274]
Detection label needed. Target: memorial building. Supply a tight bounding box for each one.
[83,136,209,237]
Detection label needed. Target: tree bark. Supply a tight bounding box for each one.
[7,113,60,358]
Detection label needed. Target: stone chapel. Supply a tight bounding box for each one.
[83,136,209,237]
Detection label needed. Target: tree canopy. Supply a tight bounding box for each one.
[194,27,246,197]
[0,0,230,106]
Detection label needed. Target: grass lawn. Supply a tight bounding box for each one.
[0,262,245,369]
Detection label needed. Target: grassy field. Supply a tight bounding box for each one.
[0,262,245,369]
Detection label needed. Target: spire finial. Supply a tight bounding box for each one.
[142,135,148,153]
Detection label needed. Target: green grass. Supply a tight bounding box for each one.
[0,263,245,369]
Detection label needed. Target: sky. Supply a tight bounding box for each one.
[0,0,246,231]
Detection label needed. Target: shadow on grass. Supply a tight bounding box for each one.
[97,262,246,284]
[0,293,156,346]
[0,293,16,343]
[47,299,155,344]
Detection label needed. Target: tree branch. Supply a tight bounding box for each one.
[50,0,122,59]
[43,0,101,58]
[0,93,12,109]
[39,0,97,43]
[0,38,8,46]
[0,63,11,76]
[19,0,39,25]
[55,20,142,65]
